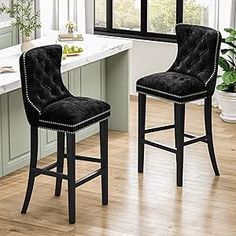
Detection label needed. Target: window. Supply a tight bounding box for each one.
[0,0,10,7]
[95,0,106,28]
[183,0,215,27]
[113,0,141,31]
[94,0,217,42]
[0,0,10,16]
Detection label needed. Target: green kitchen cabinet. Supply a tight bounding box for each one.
[0,25,17,50]
[0,90,30,175]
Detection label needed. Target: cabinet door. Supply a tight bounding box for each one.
[1,90,30,175]
[69,68,81,96]
[80,61,101,99]
[40,72,69,158]
[0,26,17,50]
[74,61,102,141]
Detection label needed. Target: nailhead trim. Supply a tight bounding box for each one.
[23,52,42,115]
[23,50,110,131]
[39,110,111,128]
[39,126,75,134]
[138,91,207,104]
[137,84,207,98]
[39,117,109,134]
[205,31,220,86]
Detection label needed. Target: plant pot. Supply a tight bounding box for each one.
[217,90,236,123]
[21,36,34,52]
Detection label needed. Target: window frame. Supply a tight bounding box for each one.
[94,0,184,43]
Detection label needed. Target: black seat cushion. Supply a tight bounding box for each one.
[39,96,110,133]
[136,72,207,103]
[19,45,111,133]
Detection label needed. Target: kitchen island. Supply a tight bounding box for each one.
[0,33,132,176]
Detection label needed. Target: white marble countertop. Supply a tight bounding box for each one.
[0,32,133,95]
[0,15,15,28]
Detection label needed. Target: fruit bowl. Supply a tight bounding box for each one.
[62,45,83,59]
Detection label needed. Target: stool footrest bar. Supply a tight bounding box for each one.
[43,162,58,171]
[33,168,68,179]
[143,139,177,154]
[184,135,208,146]
[75,168,104,188]
[184,133,208,143]
[184,133,196,139]
[33,166,104,186]
[145,124,175,134]
[64,154,101,163]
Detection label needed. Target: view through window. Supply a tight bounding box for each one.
[147,0,176,34]
[0,0,10,7]
[95,0,106,28]
[113,0,141,31]
[95,0,217,40]
[0,0,10,16]
[183,0,215,27]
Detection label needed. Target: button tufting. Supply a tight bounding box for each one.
[19,45,111,132]
[136,24,221,103]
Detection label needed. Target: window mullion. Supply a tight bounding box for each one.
[107,0,112,30]
[176,0,183,24]
[141,0,147,35]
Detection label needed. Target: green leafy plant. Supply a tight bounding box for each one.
[0,0,41,37]
[217,28,236,92]
[65,21,75,34]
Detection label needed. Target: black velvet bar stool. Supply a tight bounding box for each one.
[136,24,221,187]
[19,45,110,224]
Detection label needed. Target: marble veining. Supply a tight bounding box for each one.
[0,32,133,95]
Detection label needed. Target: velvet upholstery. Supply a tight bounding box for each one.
[39,96,110,132]
[136,24,221,103]
[19,45,110,133]
[137,72,207,103]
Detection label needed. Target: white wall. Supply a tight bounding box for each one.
[85,0,94,34]
[130,39,177,95]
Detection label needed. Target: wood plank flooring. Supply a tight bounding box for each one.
[0,97,236,235]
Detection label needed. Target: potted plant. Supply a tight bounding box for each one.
[0,0,41,52]
[217,28,236,123]
[65,21,75,34]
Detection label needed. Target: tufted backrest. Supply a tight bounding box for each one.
[169,24,221,94]
[19,45,71,126]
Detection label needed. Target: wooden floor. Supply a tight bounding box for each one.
[0,97,236,236]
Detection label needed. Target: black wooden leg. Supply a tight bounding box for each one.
[204,97,220,176]
[21,126,38,214]
[100,120,108,205]
[174,103,178,148]
[55,132,65,197]
[138,93,146,173]
[174,103,185,187]
[66,133,76,224]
